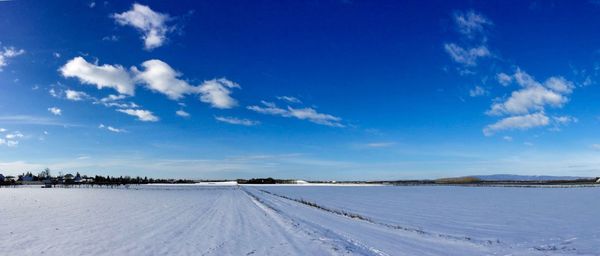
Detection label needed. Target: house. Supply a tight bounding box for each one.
[0,173,4,182]
[21,174,34,182]
[596,178,600,183]
[64,174,74,180]
[74,172,82,183]
[42,178,53,188]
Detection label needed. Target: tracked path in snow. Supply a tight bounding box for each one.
[243,187,582,256]
[1,185,584,256]
[0,186,340,256]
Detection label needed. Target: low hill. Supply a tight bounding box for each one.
[474,174,589,181]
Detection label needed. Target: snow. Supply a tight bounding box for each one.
[257,185,600,255]
[1,185,599,255]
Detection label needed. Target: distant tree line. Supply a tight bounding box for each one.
[237,178,298,184]
[0,168,196,186]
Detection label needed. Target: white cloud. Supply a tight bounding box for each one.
[2,130,23,147]
[117,108,159,122]
[469,86,487,97]
[198,78,240,109]
[49,88,59,98]
[100,94,127,102]
[53,52,61,58]
[0,138,18,147]
[99,124,126,133]
[487,70,574,116]
[176,110,190,118]
[48,107,62,116]
[277,96,302,104]
[112,3,171,50]
[444,44,490,66]
[248,101,344,127]
[65,89,90,101]
[453,10,492,37]
[591,144,600,151]
[215,116,259,126]
[102,35,119,42]
[488,86,565,115]
[553,115,578,125]
[247,101,288,115]
[544,76,574,94]
[87,93,140,109]
[287,107,344,127]
[483,112,549,136]
[503,136,513,142]
[62,57,241,109]
[364,142,395,148]
[0,128,6,133]
[496,73,513,86]
[5,131,23,140]
[0,46,25,71]
[133,59,197,100]
[444,10,492,71]
[60,57,135,95]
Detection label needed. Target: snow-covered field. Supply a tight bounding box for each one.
[1,185,598,255]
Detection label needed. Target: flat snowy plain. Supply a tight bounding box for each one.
[1,185,598,256]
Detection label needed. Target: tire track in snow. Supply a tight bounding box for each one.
[242,187,391,256]
[255,188,504,248]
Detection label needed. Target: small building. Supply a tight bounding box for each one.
[42,178,53,188]
[0,173,5,182]
[74,173,82,183]
[596,178,600,183]
[21,174,34,182]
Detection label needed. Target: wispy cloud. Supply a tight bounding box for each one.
[99,124,127,133]
[176,110,190,118]
[444,10,492,70]
[469,86,488,97]
[0,130,24,147]
[48,107,62,116]
[363,142,395,148]
[453,10,492,38]
[117,109,159,122]
[248,101,344,127]
[483,112,549,136]
[215,116,259,126]
[0,115,80,127]
[0,45,25,71]
[277,96,302,104]
[65,89,90,101]
[444,44,490,66]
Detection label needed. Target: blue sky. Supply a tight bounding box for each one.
[1,0,600,180]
